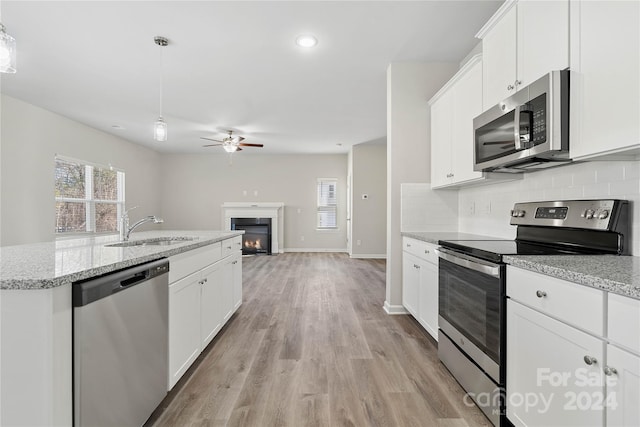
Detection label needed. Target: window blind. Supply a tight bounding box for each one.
[317,179,337,229]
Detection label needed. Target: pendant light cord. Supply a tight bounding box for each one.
[159,41,163,118]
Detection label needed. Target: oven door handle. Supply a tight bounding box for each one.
[435,248,501,278]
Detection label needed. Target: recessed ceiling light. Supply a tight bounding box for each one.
[111,124,124,130]
[295,35,318,48]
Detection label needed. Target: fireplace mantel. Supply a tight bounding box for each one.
[222,202,284,254]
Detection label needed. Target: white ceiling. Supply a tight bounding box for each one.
[0,1,501,154]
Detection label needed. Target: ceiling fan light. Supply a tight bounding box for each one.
[154,116,167,141]
[295,34,317,48]
[223,144,238,153]
[0,23,17,74]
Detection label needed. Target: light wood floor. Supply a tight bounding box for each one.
[147,253,491,427]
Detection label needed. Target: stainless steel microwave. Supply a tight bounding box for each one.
[473,70,570,173]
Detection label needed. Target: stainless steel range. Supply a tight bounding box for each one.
[436,199,630,426]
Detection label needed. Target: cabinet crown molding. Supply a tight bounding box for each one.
[475,0,517,39]
[428,53,482,106]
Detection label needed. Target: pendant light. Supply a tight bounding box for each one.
[153,36,168,141]
[0,22,16,74]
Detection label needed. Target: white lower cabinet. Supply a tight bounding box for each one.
[402,237,438,340]
[169,272,203,389]
[200,261,224,347]
[507,299,605,427]
[232,251,243,310]
[507,266,640,427]
[402,252,420,317]
[605,345,640,427]
[168,238,242,390]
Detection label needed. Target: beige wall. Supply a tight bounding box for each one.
[0,95,162,246]
[351,141,386,257]
[385,62,458,313]
[158,152,348,251]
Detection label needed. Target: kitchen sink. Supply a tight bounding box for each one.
[106,237,197,247]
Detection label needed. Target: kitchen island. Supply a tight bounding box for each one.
[0,230,243,427]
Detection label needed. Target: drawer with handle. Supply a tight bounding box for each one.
[402,237,438,265]
[507,266,604,336]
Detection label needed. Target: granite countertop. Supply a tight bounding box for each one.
[402,231,504,245]
[402,231,640,300]
[505,255,640,300]
[0,230,244,290]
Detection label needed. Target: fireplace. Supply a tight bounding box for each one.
[231,218,272,255]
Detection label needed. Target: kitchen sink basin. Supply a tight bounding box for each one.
[106,237,197,247]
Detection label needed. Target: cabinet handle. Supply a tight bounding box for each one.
[227,246,232,250]
[583,355,598,366]
[413,264,420,269]
[514,79,522,87]
[406,243,411,248]
[536,290,547,298]
[232,260,238,265]
[507,84,515,91]
[203,278,208,283]
[424,250,430,254]
[604,366,618,376]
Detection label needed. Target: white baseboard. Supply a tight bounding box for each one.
[383,300,408,315]
[282,248,348,253]
[350,253,386,259]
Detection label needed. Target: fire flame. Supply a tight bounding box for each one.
[244,239,262,250]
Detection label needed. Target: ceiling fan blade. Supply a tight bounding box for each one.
[231,136,245,143]
[236,147,243,151]
[202,143,223,147]
[200,136,224,143]
[238,143,264,147]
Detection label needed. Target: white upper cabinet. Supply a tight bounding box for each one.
[430,88,454,188]
[478,0,569,110]
[481,4,517,109]
[569,0,640,160]
[430,55,483,188]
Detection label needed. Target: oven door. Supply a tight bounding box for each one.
[436,247,504,383]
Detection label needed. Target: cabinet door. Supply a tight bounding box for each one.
[507,299,605,427]
[417,259,438,341]
[168,274,202,390]
[200,262,224,348]
[482,4,517,109]
[606,345,640,427]
[231,252,242,311]
[221,257,235,322]
[402,252,420,317]
[451,59,483,184]
[430,91,453,188]
[517,0,569,87]
[570,0,640,159]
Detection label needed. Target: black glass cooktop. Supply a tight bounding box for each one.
[438,239,598,263]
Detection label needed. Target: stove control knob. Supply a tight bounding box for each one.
[597,209,609,220]
[517,210,526,218]
[582,209,595,220]
[510,210,518,218]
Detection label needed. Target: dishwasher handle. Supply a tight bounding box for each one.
[73,258,169,307]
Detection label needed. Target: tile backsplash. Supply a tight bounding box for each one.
[458,160,640,255]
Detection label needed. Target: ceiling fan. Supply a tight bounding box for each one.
[201,130,264,153]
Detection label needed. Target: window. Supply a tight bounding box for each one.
[317,178,337,229]
[55,156,125,235]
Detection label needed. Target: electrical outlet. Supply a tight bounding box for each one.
[480,200,492,214]
[300,235,305,242]
[362,194,368,200]
[468,202,475,215]
[253,190,258,196]
[356,239,362,246]
[242,190,247,196]
[297,208,301,214]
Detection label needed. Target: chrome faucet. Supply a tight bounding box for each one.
[119,206,164,241]
[125,216,164,240]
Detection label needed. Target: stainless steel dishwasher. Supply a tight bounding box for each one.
[73,258,169,427]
